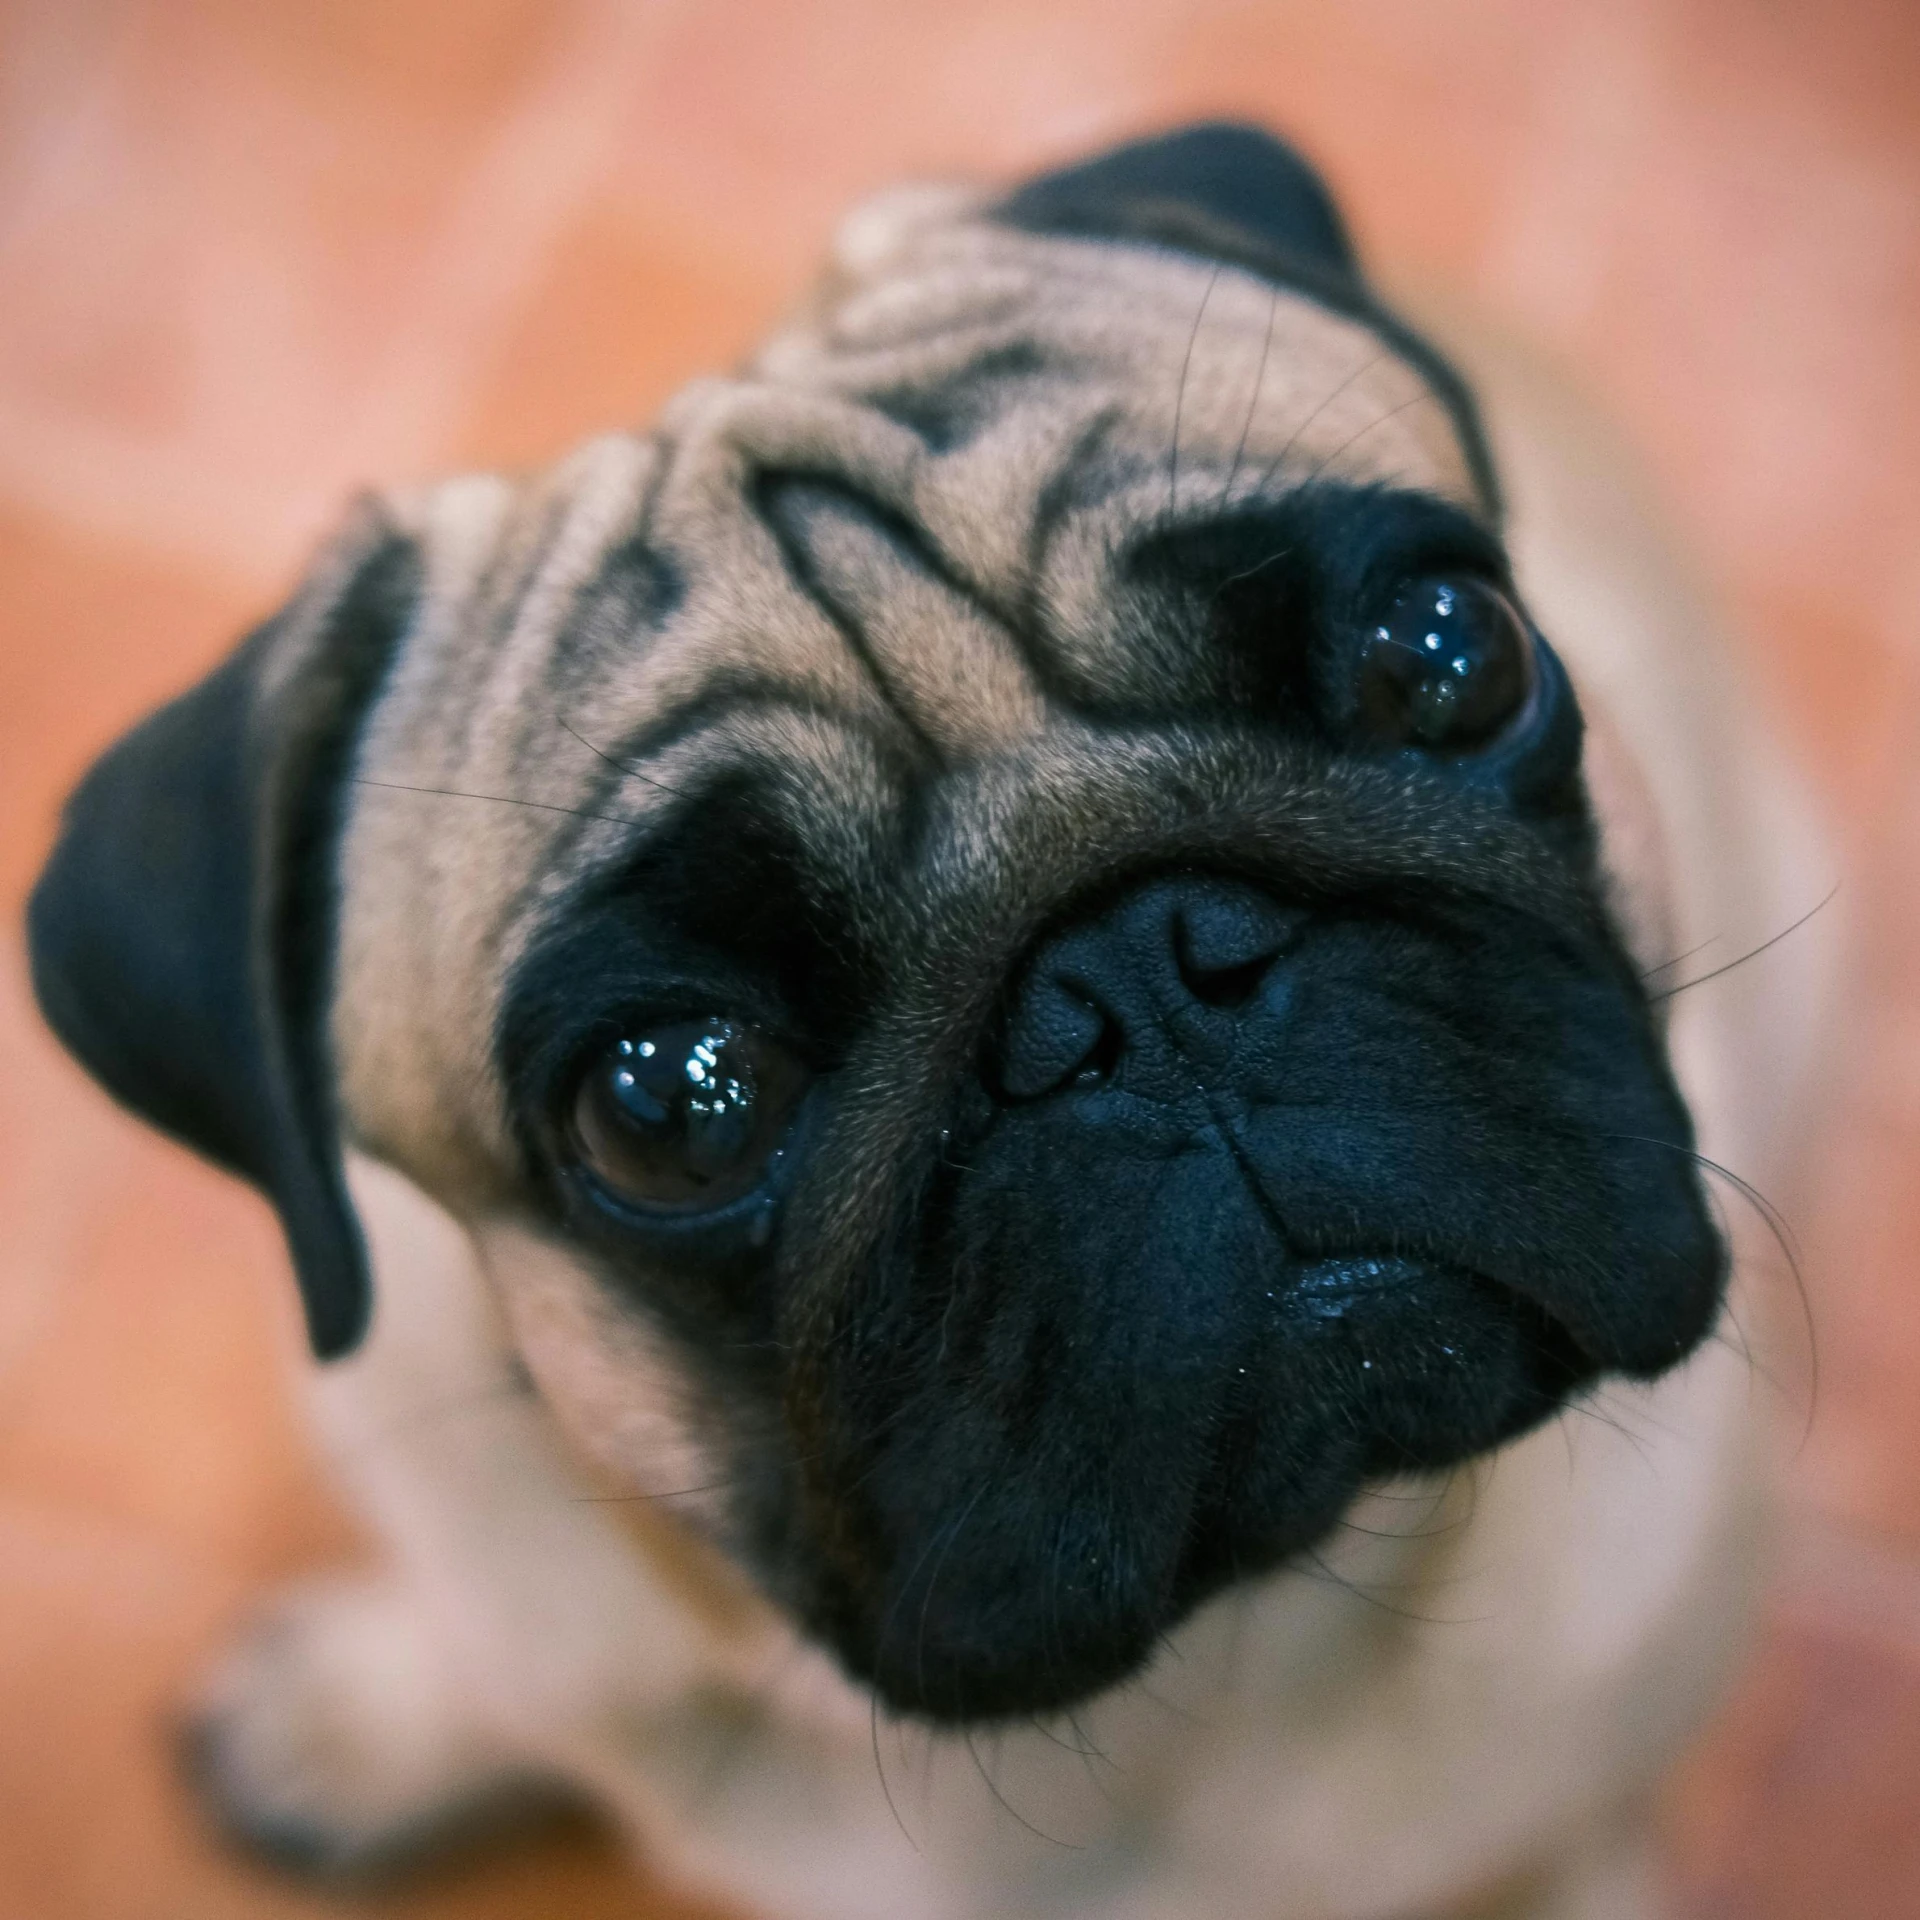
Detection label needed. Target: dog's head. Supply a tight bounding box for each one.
[30,127,1722,1722]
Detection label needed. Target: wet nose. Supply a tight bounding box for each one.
[996,875,1304,1101]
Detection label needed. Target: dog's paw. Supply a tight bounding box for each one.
[182,1575,576,1878]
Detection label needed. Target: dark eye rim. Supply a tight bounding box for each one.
[559,1137,801,1242]
[1319,566,1584,802]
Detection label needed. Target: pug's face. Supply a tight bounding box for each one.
[33,131,1724,1726]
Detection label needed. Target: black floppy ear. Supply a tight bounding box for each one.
[27,503,421,1359]
[997,121,1361,287]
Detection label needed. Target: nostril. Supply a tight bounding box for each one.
[1180,950,1275,1008]
[1071,1011,1124,1086]
[997,878,1304,1100]
[998,978,1123,1101]
[1175,893,1300,1009]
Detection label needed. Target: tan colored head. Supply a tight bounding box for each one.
[30,126,1722,1723]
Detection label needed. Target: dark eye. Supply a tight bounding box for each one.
[1352,575,1534,751]
[569,1018,808,1213]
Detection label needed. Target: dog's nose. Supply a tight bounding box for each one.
[996,875,1304,1100]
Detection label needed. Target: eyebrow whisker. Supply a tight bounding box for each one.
[555,713,695,804]
[1254,347,1389,494]
[1301,390,1443,488]
[1169,264,1224,520]
[353,778,650,830]
[1221,283,1280,508]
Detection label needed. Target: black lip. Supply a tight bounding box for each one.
[798,1246,1606,1724]
[1290,1252,1595,1366]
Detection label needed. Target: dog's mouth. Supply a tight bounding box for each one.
[1277,1251,1597,1455]
[788,1247,1603,1725]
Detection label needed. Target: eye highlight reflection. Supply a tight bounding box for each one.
[570,1017,808,1213]
[1353,575,1535,751]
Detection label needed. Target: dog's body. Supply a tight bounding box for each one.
[29,129,1832,1919]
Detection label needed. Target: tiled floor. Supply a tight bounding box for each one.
[1,2,1916,1915]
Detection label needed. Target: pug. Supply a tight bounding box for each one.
[28,125,1833,1919]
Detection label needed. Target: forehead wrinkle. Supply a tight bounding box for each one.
[752,474,1047,763]
[638,361,1062,767]
[481,438,673,798]
[529,704,917,951]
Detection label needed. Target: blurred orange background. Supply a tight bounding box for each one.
[2,2,1917,1915]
